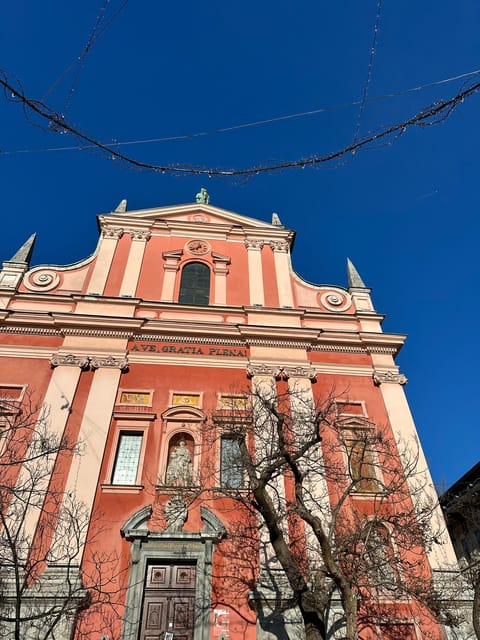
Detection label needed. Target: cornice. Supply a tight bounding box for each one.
[238,324,319,343]
[50,313,145,333]
[0,345,56,359]
[359,331,406,355]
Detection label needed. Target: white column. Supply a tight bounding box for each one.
[269,240,294,308]
[373,370,457,569]
[245,239,265,306]
[19,356,86,543]
[88,228,124,295]
[119,230,151,297]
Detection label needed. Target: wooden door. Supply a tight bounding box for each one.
[139,564,196,640]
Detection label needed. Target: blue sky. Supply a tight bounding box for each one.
[1,1,479,488]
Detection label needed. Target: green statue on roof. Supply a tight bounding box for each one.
[195,188,210,204]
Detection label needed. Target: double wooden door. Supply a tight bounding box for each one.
[139,563,196,640]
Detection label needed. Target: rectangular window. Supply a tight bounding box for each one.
[112,432,143,485]
[220,437,243,488]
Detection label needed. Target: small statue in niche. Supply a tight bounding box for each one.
[165,440,193,486]
[164,495,188,532]
[195,187,210,204]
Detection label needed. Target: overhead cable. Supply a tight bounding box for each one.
[0,69,479,176]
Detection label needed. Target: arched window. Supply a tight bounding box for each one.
[179,262,210,305]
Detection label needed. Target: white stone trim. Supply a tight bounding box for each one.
[61,366,122,559]
[19,365,83,542]
[245,239,265,306]
[87,228,123,295]
[119,232,150,297]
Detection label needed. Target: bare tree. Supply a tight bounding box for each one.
[0,391,123,640]
[187,382,456,640]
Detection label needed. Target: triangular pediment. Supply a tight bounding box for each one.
[103,202,280,230]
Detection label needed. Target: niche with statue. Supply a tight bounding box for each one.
[165,433,195,486]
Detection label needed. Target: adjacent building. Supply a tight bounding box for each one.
[0,193,462,639]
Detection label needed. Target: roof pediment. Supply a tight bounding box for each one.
[102,202,282,231]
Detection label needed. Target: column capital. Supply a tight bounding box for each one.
[50,353,90,369]
[269,240,289,253]
[102,227,124,239]
[128,229,151,242]
[246,364,282,379]
[245,239,265,251]
[373,370,408,386]
[281,365,316,381]
[90,355,129,371]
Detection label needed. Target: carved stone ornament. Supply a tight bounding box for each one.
[102,227,124,239]
[319,290,352,313]
[128,229,151,242]
[269,240,289,253]
[244,239,265,250]
[164,495,188,532]
[24,269,60,292]
[90,355,129,371]
[50,353,90,369]
[281,366,317,381]
[246,364,283,379]
[373,370,408,386]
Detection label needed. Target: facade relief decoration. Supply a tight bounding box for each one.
[128,229,151,242]
[24,269,61,292]
[51,354,129,370]
[318,290,352,313]
[90,355,129,371]
[246,364,283,379]
[373,370,408,386]
[269,240,289,253]
[102,227,124,239]
[281,365,317,381]
[50,353,90,369]
[247,363,317,381]
[189,213,209,223]
[164,495,188,532]
[244,239,265,251]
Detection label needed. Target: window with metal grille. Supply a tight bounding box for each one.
[178,262,210,305]
[220,437,243,488]
[112,432,143,485]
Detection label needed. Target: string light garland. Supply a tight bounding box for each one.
[353,0,382,143]
[1,69,479,176]
[42,0,130,103]
[4,68,480,156]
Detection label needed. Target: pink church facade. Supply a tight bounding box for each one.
[0,194,461,640]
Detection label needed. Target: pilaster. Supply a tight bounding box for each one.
[60,356,126,556]
[373,368,457,569]
[245,239,265,306]
[87,227,124,295]
[119,230,151,297]
[269,240,294,308]
[19,359,84,542]
[161,250,183,302]
[212,253,231,305]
